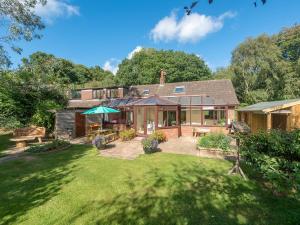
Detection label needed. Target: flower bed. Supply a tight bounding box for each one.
[26,139,71,153]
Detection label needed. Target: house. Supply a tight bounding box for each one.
[236,99,300,132]
[55,70,239,139]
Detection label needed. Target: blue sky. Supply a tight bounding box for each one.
[11,0,300,72]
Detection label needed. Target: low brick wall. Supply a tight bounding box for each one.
[181,126,229,136]
[159,127,180,139]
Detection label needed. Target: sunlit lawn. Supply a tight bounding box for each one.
[0,143,299,225]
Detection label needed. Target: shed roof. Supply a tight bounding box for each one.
[237,98,300,113]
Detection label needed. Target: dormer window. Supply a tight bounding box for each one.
[174,86,185,94]
[143,89,150,95]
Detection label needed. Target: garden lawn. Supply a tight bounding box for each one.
[0,145,299,225]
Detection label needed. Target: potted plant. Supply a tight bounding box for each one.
[142,137,159,154]
[92,135,107,150]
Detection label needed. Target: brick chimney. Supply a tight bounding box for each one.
[160,69,166,86]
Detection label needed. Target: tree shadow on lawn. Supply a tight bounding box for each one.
[0,144,90,225]
[0,133,13,156]
[68,160,300,225]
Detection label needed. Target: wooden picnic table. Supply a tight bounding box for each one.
[193,128,210,137]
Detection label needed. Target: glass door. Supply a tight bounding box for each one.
[136,107,145,135]
[146,107,155,134]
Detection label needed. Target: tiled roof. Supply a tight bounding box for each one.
[128,79,239,105]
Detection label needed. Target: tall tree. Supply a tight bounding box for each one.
[0,0,46,68]
[116,48,211,86]
[231,35,290,104]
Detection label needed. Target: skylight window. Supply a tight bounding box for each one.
[174,86,185,93]
[143,89,150,95]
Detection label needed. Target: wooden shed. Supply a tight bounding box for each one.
[237,99,300,132]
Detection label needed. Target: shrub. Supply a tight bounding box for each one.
[198,133,231,151]
[240,129,300,194]
[26,139,70,153]
[119,129,136,141]
[149,130,167,143]
[142,137,159,154]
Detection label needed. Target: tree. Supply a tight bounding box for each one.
[0,0,46,68]
[213,67,234,80]
[116,48,211,86]
[0,70,67,131]
[20,51,115,87]
[276,25,300,62]
[231,35,290,104]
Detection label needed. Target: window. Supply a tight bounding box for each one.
[180,107,227,127]
[180,108,187,125]
[110,89,119,98]
[71,90,81,99]
[142,89,150,95]
[158,110,177,127]
[174,86,185,94]
[106,89,111,98]
[92,89,105,99]
[203,109,226,126]
[191,108,201,125]
[126,111,133,125]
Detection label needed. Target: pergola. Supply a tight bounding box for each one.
[128,95,181,136]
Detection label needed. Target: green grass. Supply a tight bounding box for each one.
[0,145,299,225]
[0,133,13,156]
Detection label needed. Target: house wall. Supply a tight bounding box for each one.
[55,110,76,139]
[81,90,93,100]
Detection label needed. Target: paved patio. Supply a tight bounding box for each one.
[98,136,201,160]
[98,136,236,160]
[100,137,144,160]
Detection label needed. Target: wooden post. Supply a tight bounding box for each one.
[133,106,137,131]
[248,112,253,129]
[155,106,159,130]
[225,106,229,128]
[200,106,203,126]
[267,113,272,131]
[177,105,181,137]
[144,106,147,135]
[286,114,291,131]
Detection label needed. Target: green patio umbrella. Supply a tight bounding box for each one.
[82,106,120,115]
[82,106,120,130]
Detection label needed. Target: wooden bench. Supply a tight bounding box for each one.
[193,128,210,137]
[10,127,46,148]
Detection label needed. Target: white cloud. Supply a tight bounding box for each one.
[103,58,120,75]
[34,0,79,23]
[103,46,144,74]
[150,11,236,43]
[127,46,143,59]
